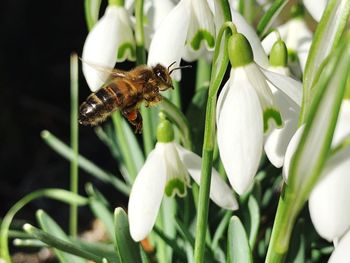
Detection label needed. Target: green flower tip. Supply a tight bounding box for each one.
[290,3,304,18]
[164,178,187,197]
[228,33,254,68]
[263,108,283,133]
[156,118,174,143]
[190,29,215,50]
[270,40,288,67]
[108,0,124,7]
[117,42,136,61]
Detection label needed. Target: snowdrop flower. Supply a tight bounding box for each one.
[283,100,350,242]
[128,119,238,241]
[82,3,135,91]
[264,40,300,168]
[216,33,282,195]
[148,0,216,80]
[262,6,312,74]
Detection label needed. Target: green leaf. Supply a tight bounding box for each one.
[114,208,142,263]
[211,211,232,251]
[289,36,350,202]
[257,0,289,37]
[84,0,102,31]
[302,0,350,121]
[227,216,253,263]
[0,188,88,263]
[23,224,104,263]
[36,210,85,263]
[41,130,130,195]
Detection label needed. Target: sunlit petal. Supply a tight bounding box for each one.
[128,148,166,241]
[147,0,190,80]
[175,144,239,210]
[216,80,230,124]
[217,68,264,195]
[309,146,350,241]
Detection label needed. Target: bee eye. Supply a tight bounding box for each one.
[156,70,166,82]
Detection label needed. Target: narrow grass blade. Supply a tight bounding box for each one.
[41,130,130,195]
[0,188,88,262]
[84,0,101,30]
[23,224,104,263]
[36,210,85,263]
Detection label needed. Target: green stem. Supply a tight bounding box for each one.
[112,112,138,180]
[135,0,153,154]
[193,9,234,261]
[265,188,301,263]
[171,80,182,109]
[69,54,79,237]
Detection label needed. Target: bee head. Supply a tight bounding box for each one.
[153,64,173,91]
[153,62,191,91]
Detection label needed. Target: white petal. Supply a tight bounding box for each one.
[303,0,328,22]
[217,68,264,195]
[282,125,305,182]
[147,0,189,81]
[128,147,166,241]
[82,6,135,92]
[175,144,239,210]
[329,229,350,263]
[332,100,350,147]
[216,80,230,124]
[261,68,302,106]
[265,118,299,168]
[230,9,269,68]
[281,19,312,52]
[309,146,350,241]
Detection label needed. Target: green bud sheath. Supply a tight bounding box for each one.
[270,40,288,67]
[156,119,174,143]
[108,0,124,7]
[228,33,254,68]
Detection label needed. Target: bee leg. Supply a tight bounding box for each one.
[122,108,143,133]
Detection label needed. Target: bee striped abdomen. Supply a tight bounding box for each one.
[78,79,137,126]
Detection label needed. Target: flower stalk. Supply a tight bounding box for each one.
[69,53,79,237]
[193,17,235,263]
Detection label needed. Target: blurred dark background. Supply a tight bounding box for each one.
[0,0,129,232]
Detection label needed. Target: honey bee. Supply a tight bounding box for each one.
[79,62,189,133]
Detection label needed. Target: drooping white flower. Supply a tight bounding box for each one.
[128,120,238,241]
[217,33,282,195]
[82,4,135,91]
[264,40,301,168]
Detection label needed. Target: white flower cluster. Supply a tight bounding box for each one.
[82,0,350,260]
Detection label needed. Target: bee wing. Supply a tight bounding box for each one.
[80,58,128,79]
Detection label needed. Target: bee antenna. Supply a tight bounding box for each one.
[167,61,177,71]
[169,65,192,75]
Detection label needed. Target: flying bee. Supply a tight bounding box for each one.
[79,62,190,133]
